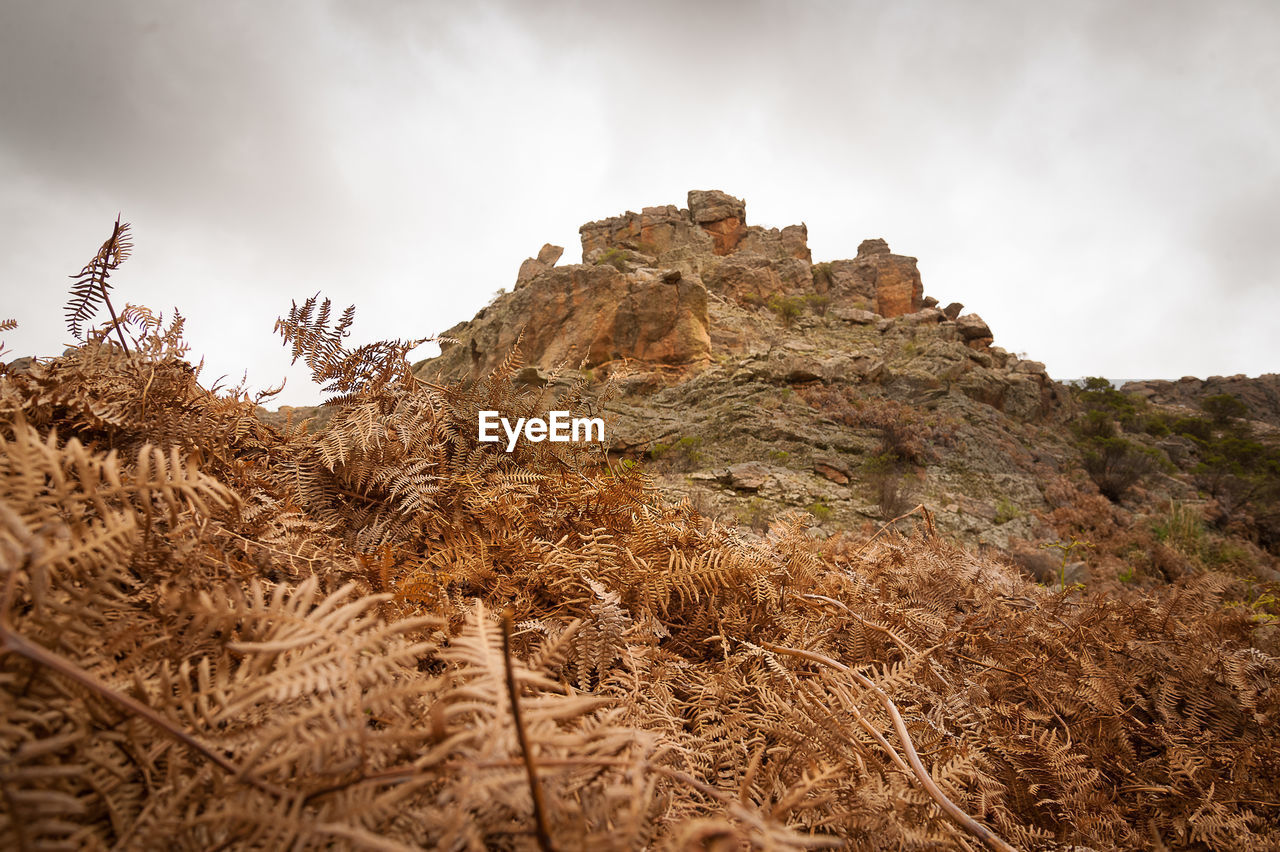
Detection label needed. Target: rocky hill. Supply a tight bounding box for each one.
[410,190,1280,589]
[1125,373,1280,429]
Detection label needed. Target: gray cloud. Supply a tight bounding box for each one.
[2,0,1277,405]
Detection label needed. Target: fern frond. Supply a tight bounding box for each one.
[66,216,131,349]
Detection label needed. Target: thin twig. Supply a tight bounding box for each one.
[854,503,933,556]
[0,582,286,799]
[501,610,555,852]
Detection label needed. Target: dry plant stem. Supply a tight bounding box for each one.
[475,757,843,849]
[501,610,555,852]
[0,620,288,798]
[854,503,934,556]
[761,641,1019,852]
[100,218,130,354]
[798,593,918,656]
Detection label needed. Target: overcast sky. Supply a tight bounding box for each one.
[2,1,1277,406]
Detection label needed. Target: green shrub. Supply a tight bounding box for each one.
[804,293,832,316]
[1072,398,1164,502]
[1152,501,1205,559]
[994,498,1021,525]
[805,500,833,522]
[767,294,805,327]
[1143,413,1171,437]
[1075,377,1144,429]
[650,435,704,472]
[595,247,630,272]
[1172,415,1213,442]
[1080,436,1162,502]
[1202,393,1249,426]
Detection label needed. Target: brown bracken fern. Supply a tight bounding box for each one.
[0,225,1277,850]
[65,215,132,352]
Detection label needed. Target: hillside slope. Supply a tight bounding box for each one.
[2,300,1279,850]
[410,191,1280,590]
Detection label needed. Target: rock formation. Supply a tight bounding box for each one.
[429,264,711,378]
[422,190,948,380]
[286,190,1280,593]
[1124,373,1280,428]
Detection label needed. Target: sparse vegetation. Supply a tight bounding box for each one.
[595,246,630,271]
[767,293,805,327]
[804,292,831,316]
[650,434,705,472]
[1072,379,1166,501]
[994,497,1021,525]
[805,499,833,522]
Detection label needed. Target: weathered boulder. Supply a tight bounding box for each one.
[831,306,877,324]
[898,307,945,325]
[580,205,713,260]
[866,253,924,318]
[737,223,812,263]
[942,301,964,321]
[1012,359,1047,376]
[515,243,565,288]
[722,461,772,492]
[819,239,924,318]
[956,313,993,343]
[813,459,852,485]
[688,190,747,255]
[704,254,809,304]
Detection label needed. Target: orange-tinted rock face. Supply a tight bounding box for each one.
[580,205,713,258]
[688,190,748,255]
[848,239,923,319]
[872,256,924,318]
[427,265,712,379]
[698,215,746,255]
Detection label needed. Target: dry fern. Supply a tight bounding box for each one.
[1,225,1278,850]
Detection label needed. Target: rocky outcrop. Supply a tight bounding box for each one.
[811,240,924,318]
[1123,373,1280,428]
[956,313,994,349]
[580,205,713,261]
[418,191,999,390]
[688,190,747,255]
[855,239,925,318]
[571,192,939,326]
[515,243,564,289]
[420,264,711,379]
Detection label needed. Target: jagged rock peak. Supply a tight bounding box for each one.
[417,191,988,381]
